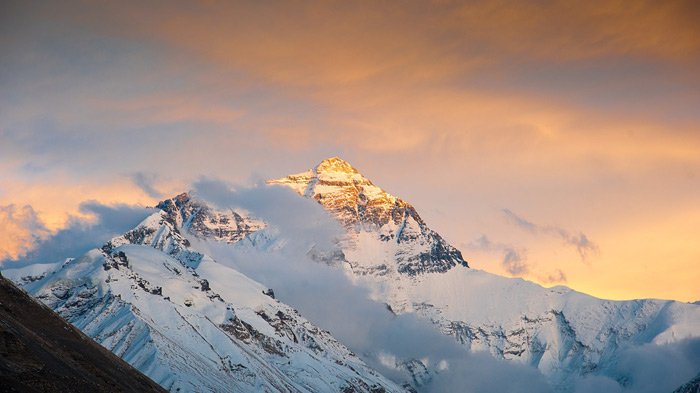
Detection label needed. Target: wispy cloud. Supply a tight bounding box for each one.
[502,209,599,261]
[502,248,528,276]
[467,234,568,283]
[540,269,567,285]
[466,234,530,276]
[129,172,163,198]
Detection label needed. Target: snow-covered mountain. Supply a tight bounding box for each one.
[4,156,699,392]
[268,157,467,277]
[269,157,700,391]
[3,195,406,393]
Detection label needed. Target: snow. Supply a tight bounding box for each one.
[1,260,63,284]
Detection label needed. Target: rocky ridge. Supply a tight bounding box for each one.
[269,157,467,276]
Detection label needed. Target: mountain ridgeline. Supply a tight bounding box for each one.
[3,157,699,393]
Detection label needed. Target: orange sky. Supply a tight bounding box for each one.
[1,0,699,302]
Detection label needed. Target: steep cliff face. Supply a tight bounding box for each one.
[269,157,468,276]
[0,274,166,393]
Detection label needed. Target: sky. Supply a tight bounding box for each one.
[1,0,699,302]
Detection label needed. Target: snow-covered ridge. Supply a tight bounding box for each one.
[156,192,265,244]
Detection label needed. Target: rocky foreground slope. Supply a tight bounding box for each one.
[0,274,166,393]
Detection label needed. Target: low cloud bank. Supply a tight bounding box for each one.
[194,179,700,392]
[193,179,554,392]
[1,201,153,267]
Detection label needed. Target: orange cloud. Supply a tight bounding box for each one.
[73,0,698,94]
[0,205,49,260]
[445,0,700,62]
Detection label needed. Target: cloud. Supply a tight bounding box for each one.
[466,234,569,283]
[502,209,538,232]
[502,248,529,275]
[466,234,530,275]
[555,229,598,260]
[0,204,50,260]
[423,355,552,393]
[540,269,568,284]
[572,375,623,393]
[613,338,700,393]
[502,208,600,260]
[1,201,153,267]
[190,180,555,392]
[571,338,700,393]
[193,177,342,252]
[129,172,163,198]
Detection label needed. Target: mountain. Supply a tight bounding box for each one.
[3,199,406,393]
[4,156,699,392]
[269,157,700,391]
[0,273,166,393]
[269,157,467,277]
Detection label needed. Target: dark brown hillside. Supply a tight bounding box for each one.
[0,274,166,393]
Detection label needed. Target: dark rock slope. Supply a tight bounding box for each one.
[0,273,166,393]
[673,373,700,393]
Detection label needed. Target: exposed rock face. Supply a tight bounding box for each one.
[0,275,165,393]
[156,192,264,244]
[674,373,700,393]
[269,157,468,276]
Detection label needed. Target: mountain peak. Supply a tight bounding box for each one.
[269,158,469,274]
[315,157,359,175]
